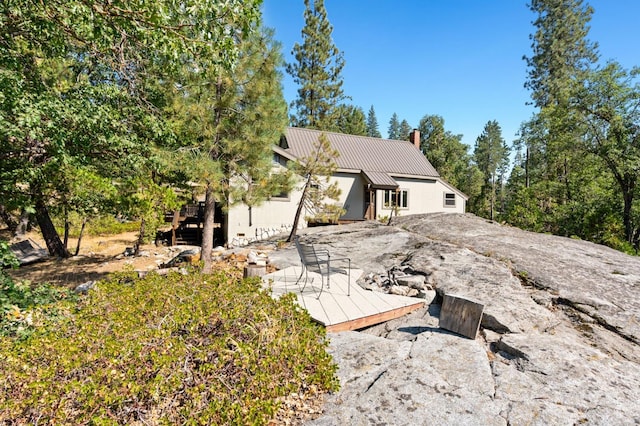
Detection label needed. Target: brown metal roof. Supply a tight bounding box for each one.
[361,170,399,189]
[282,127,440,178]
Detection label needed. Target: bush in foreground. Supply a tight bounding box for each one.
[0,268,339,424]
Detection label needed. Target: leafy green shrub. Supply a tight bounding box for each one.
[0,269,339,424]
[0,241,19,270]
[1,241,78,338]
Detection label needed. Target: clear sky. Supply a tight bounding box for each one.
[262,0,640,148]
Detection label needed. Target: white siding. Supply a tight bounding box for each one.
[226,179,304,245]
[224,170,465,245]
[331,172,365,220]
[376,177,465,217]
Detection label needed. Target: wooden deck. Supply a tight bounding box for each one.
[262,267,425,332]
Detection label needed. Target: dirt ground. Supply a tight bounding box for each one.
[6,231,194,288]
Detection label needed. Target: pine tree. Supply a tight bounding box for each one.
[169,27,290,272]
[473,120,510,220]
[388,113,400,139]
[510,0,600,238]
[418,114,482,202]
[0,0,260,258]
[398,119,412,141]
[286,0,346,130]
[524,0,598,109]
[523,0,599,205]
[334,104,366,135]
[287,133,343,242]
[366,105,382,138]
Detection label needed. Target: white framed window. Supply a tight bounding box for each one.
[444,192,456,208]
[383,189,408,209]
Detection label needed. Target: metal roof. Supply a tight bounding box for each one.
[361,170,399,190]
[282,127,440,178]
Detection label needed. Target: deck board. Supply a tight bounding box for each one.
[262,267,425,332]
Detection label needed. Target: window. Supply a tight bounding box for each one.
[444,192,456,208]
[383,189,408,209]
[271,190,290,201]
[272,153,288,167]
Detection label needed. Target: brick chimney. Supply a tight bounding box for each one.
[409,129,420,149]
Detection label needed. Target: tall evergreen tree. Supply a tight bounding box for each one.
[168,27,291,272]
[418,115,482,202]
[388,113,400,140]
[524,0,598,109]
[366,105,382,138]
[286,0,346,130]
[473,120,510,220]
[504,0,602,241]
[522,0,599,214]
[334,104,366,135]
[398,119,412,141]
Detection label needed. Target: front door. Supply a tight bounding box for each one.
[364,189,375,220]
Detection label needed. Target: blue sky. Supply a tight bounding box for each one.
[262,1,640,148]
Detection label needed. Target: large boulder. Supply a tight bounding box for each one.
[297,214,640,425]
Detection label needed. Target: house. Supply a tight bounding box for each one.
[222,127,467,246]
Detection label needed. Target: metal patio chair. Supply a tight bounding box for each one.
[294,236,351,298]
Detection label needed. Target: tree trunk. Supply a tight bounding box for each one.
[171,209,180,246]
[622,187,634,245]
[564,156,572,202]
[74,218,87,256]
[287,175,311,242]
[0,204,18,235]
[34,197,70,258]
[135,218,145,256]
[201,185,216,273]
[63,207,70,250]
[490,174,495,221]
[525,146,530,188]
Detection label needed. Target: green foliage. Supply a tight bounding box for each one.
[388,113,401,140]
[571,62,640,246]
[0,241,18,270]
[398,119,412,141]
[472,120,510,220]
[366,105,382,138]
[333,104,367,135]
[524,0,598,109]
[504,2,640,253]
[288,133,344,241]
[0,278,76,339]
[0,242,76,338]
[166,25,291,271]
[0,0,263,258]
[0,271,339,424]
[119,175,182,243]
[418,114,482,202]
[287,0,346,130]
[502,186,546,233]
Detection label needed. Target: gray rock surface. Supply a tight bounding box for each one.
[296,213,640,425]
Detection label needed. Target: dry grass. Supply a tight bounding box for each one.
[6,230,177,288]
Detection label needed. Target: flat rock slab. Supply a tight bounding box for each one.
[393,213,640,344]
[308,331,505,426]
[288,214,640,424]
